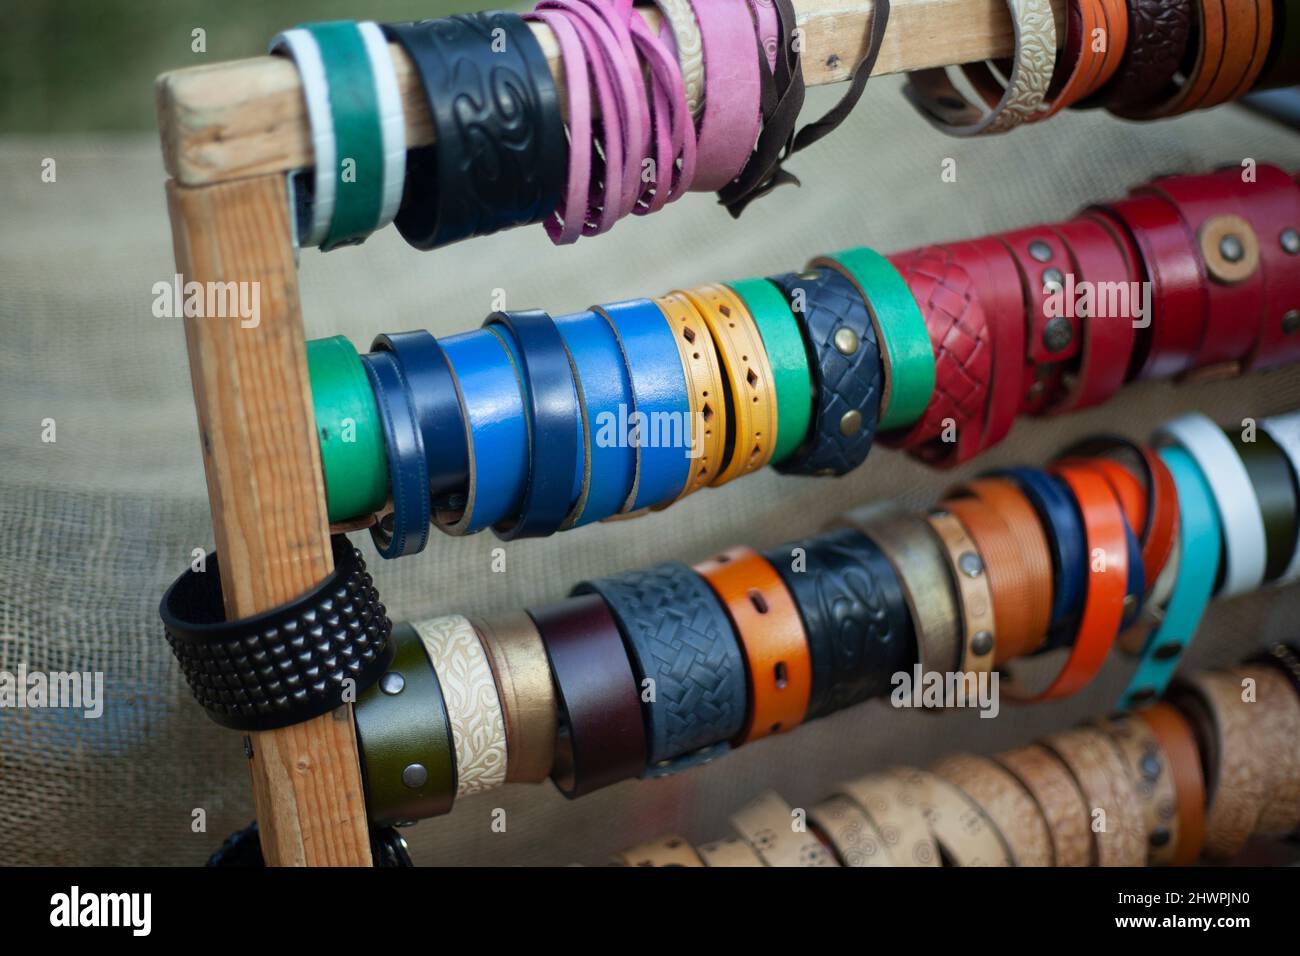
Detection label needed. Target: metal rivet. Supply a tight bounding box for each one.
[798,270,820,281]
[1139,752,1161,780]
[958,551,984,577]
[1283,310,1300,335]
[1219,234,1244,263]
[1149,828,1172,848]
[1042,267,1065,292]
[1043,316,1073,353]
[379,671,405,695]
[839,409,863,436]
[834,327,860,356]
[1029,240,1053,262]
[1280,228,1300,255]
[970,631,994,657]
[401,763,428,789]
[1153,642,1183,662]
[1130,687,1158,703]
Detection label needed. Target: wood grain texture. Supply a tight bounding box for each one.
[156,0,1066,185]
[166,175,372,866]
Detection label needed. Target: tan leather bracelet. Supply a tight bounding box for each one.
[893,766,1012,866]
[926,510,998,675]
[837,771,941,866]
[1043,727,1146,866]
[617,835,705,867]
[696,835,766,867]
[653,291,727,499]
[995,744,1092,867]
[414,615,508,796]
[1231,665,1300,836]
[1135,702,1206,866]
[472,613,557,783]
[932,753,1053,866]
[1097,715,1179,866]
[730,790,840,867]
[809,795,893,867]
[839,503,962,677]
[680,283,778,486]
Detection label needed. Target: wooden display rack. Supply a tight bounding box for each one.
[154,0,1066,866]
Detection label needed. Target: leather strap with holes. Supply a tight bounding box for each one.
[996,744,1092,866]
[1135,702,1205,865]
[1098,715,1180,866]
[681,283,778,485]
[653,292,728,499]
[948,478,1054,654]
[1044,727,1147,866]
[1008,464,1128,701]
[925,510,998,676]
[894,767,1012,866]
[933,753,1054,866]
[693,545,812,744]
[837,772,941,866]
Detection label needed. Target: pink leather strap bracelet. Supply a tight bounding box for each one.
[688,0,762,191]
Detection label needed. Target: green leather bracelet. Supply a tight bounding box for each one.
[810,248,935,431]
[728,277,814,464]
[1229,428,1300,583]
[307,335,389,521]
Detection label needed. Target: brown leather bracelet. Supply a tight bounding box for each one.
[617,836,706,867]
[1135,701,1206,865]
[837,771,941,866]
[1043,727,1147,866]
[1232,665,1300,836]
[893,766,1012,866]
[1114,0,1228,117]
[995,744,1093,866]
[1099,0,1195,113]
[933,753,1054,866]
[925,510,998,676]
[809,795,893,867]
[1098,715,1180,865]
[472,612,558,784]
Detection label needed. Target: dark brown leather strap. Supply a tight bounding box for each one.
[1096,0,1194,112]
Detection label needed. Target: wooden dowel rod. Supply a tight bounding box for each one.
[156,0,1066,186]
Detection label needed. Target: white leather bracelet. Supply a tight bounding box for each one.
[1261,410,1300,584]
[269,28,335,247]
[729,791,840,867]
[1154,413,1267,598]
[357,21,407,229]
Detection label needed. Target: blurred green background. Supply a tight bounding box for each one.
[0,0,500,133]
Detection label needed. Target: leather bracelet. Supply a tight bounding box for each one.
[527,594,646,798]
[1007,464,1128,701]
[1238,663,1300,835]
[384,14,565,249]
[1098,715,1180,865]
[681,283,778,485]
[811,248,936,432]
[361,350,431,558]
[808,795,893,867]
[1064,458,1147,629]
[354,622,456,824]
[413,615,507,797]
[693,546,812,743]
[728,277,814,465]
[880,246,992,465]
[687,0,762,192]
[997,467,1088,640]
[696,836,766,866]
[1205,0,1274,106]
[762,529,915,721]
[553,310,638,525]
[1090,194,1207,381]
[1154,412,1267,597]
[617,836,704,867]
[933,753,1054,866]
[573,562,746,772]
[1135,702,1205,865]
[372,330,468,510]
[837,771,941,866]
[485,310,581,539]
[1096,0,1194,112]
[435,329,529,535]
[1261,410,1300,582]
[1233,164,1300,372]
[904,0,1057,136]
[730,791,839,867]
[995,744,1093,867]
[924,510,998,676]
[998,225,1080,414]
[1033,0,1111,118]
[1116,446,1219,710]
[839,504,962,679]
[1230,427,1299,583]
[472,612,557,784]
[592,299,692,510]
[768,269,883,476]
[894,767,1012,866]
[653,0,705,117]
[307,335,389,521]
[1256,0,1300,88]
[1111,0,1228,117]
[652,292,727,499]
[160,534,393,731]
[1043,727,1147,866]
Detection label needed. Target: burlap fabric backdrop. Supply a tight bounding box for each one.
[2,75,1298,866]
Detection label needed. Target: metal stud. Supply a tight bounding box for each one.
[1042,267,1065,292]
[401,763,428,789]
[834,327,859,356]
[379,671,405,695]
[1281,228,1300,255]
[1043,315,1073,353]
[1219,234,1244,263]
[971,631,994,657]
[958,551,984,577]
[1029,240,1053,262]
[839,409,863,436]
[1283,310,1300,335]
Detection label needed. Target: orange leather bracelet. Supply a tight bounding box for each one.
[1007,463,1128,701]
[947,478,1054,654]
[1032,0,1108,118]
[1136,702,1205,866]
[1084,0,1130,96]
[680,283,778,486]
[693,545,812,743]
[940,497,1037,664]
[653,291,728,499]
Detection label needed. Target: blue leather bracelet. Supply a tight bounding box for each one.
[1117,446,1221,710]
[484,310,581,539]
[360,350,430,558]
[372,330,468,510]
[553,310,637,526]
[590,299,691,511]
[998,467,1087,641]
[435,329,529,535]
